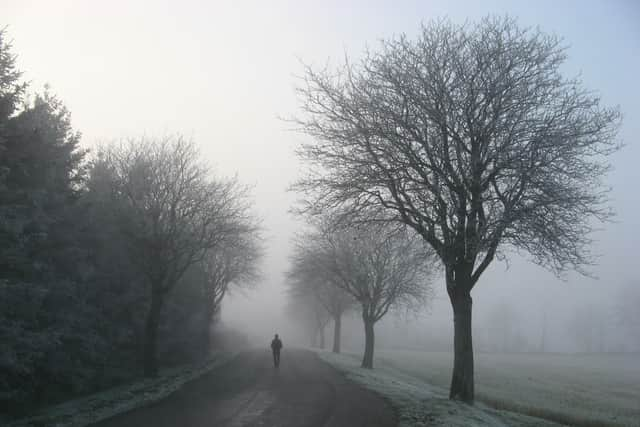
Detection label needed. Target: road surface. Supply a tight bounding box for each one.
[92,349,397,427]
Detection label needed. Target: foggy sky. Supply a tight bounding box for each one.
[4,0,639,350]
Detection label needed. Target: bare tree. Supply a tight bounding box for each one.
[484,302,520,352]
[287,240,355,353]
[101,136,250,376]
[539,309,548,353]
[292,17,621,400]
[285,285,331,348]
[199,198,262,355]
[568,304,607,353]
[307,224,434,368]
[615,284,640,351]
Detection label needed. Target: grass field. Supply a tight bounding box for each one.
[318,350,562,426]
[374,350,640,427]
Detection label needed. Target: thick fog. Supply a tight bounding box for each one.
[5,0,639,353]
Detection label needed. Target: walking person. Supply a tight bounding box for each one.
[271,334,283,368]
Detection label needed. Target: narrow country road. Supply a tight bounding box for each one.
[92,349,397,427]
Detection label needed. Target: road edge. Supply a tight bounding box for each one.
[7,352,238,427]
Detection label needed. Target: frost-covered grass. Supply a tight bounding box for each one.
[375,349,640,427]
[317,350,560,427]
[6,352,236,427]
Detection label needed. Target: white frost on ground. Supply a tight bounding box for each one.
[317,351,562,427]
[6,352,236,427]
[375,349,640,427]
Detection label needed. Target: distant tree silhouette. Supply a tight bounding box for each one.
[287,239,355,353]
[198,213,262,355]
[615,284,640,351]
[293,223,435,368]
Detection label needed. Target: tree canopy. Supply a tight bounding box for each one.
[293,16,621,401]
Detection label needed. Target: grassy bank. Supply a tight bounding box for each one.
[6,352,236,427]
[316,350,560,427]
[375,349,640,427]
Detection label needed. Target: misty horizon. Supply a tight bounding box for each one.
[2,1,639,426]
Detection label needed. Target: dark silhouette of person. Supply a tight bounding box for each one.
[271,334,283,367]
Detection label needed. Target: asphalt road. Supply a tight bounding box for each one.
[92,349,397,427]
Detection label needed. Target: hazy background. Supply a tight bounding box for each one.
[4,0,639,353]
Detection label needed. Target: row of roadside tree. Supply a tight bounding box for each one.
[0,29,262,418]
[286,16,621,403]
[286,221,436,368]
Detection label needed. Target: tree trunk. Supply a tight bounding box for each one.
[319,325,325,349]
[310,326,318,347]
[448,284,474,402]
[332,314,342,353]
[361,318,375,369]
[540,311,547,352]
[143,293,164,377]
[203,301,214,357]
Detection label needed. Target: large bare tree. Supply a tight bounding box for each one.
[293,17,621,401]
[101,136,250,376]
